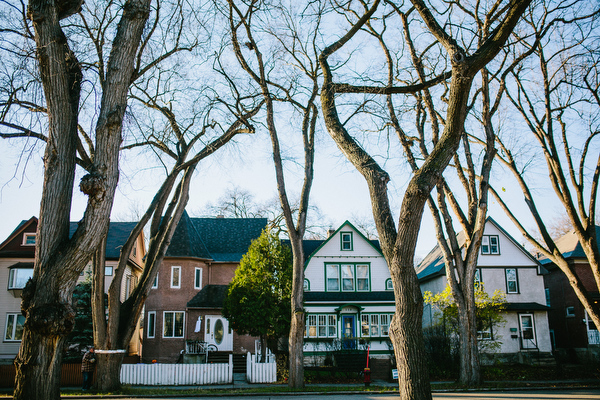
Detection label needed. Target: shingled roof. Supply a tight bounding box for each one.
[165,212,267,262]
[540,226,600,265]
[187,285,228,308]
[69,221,139,260]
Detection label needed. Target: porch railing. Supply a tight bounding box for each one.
[588,330,600,345]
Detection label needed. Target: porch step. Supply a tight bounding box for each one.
[206,352,247,374]
[519,351,556,366]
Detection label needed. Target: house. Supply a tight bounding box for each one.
[416,218,552,364]
[541,227,600,362]
[302,221,395,373]
[141,213,267,363]
[0,216,146,364]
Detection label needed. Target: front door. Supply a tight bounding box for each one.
[342,315,356,349]
[204,315,233,351]
[519,314,537,349]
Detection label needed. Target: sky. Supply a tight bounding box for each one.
[0,120,571,262]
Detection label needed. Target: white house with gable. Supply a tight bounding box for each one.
[416,218,552,363]
[302,221,395,366]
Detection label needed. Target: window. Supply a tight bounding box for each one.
[305,314,337,338]
[147,312,156,339]
[163,311,184,338]
[340,232,353,251]
[505,268,519,294]
[326,264,340,291]
[303,279,310,291]
[194,268,203,290]
[481,235,500,255]
[22,233,36,246]
[566,306,576,317]
[326,263,371,292]
[8,267,33,289]
[477,317,493,340]
[171,266,181,289]
[356,265,369,291]
[545,288,551,307]
[361,313,392,337]
[385,278,393,290]
[474,269,482,288]
[152,274,158,289]
[341,265,354,291]
[5,313,25,341]
[104,266,113,276]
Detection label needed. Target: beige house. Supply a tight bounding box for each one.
[0,216,146,364]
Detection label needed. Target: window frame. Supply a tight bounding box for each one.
[104,266,113,276]
[171,266,181,289]
[340,232,353,251]
[505,268,519,294]
[8,267,33,290]
[305,313,337,338]
[474,268,482,288]
[163,311,185,338]
[194,268,203,290]
[22,233,36,246]
[481,235,500,255]
[152,273,158,289]
[325,263,371,292]
[360,313,393,338]
[4,313,25,342]
[147,311,156,339]
[303,279,310,291]
[566,306,576,317]
[385,278,393,291]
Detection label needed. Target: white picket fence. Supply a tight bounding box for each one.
[246,352,276,383]
[121,355,233,385]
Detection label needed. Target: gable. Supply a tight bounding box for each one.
[307,221,382,260]
[417,217,540,281]
[0,217,38,258]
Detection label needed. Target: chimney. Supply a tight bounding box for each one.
[216,215,225,219]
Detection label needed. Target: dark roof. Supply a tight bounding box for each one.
[187,285,228,308]
[304,291,395,303]
[539,226,600,265]
[0,217,137,260]
[504,302,550,312]
[69,221,139,260]
[165,213,267,262]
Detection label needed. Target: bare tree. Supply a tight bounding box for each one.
[1,0,261,394]
[1,0,153,397]
[486,1,600,333]
[318,0,532,398]
[223,0,322,387]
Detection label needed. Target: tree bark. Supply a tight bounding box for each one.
[288,239,305,387]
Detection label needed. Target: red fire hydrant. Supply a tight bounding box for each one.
[364,367,371,386]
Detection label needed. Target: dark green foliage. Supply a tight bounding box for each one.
[423,325,458,380]
[222,228,292,345]
[64,279,94,363]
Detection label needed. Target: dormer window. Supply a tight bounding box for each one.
[8,266,33,289]
[340,232,353,251]
[481,235,500,255]
[22,233,36,246]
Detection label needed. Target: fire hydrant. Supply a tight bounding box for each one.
[364,367,371,387]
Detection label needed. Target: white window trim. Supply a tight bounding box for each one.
[147,311,156,338]
[171,266,181,289]
[505,268,519,294]
[152,273,158,289]
[4,313,25,342]
[194,268,203,290]
[162,311,185,338]
[340,232,353,251]
[8,268,33,290]
[22,233,36,246]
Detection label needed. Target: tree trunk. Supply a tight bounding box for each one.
[288,243,305,388]
[456,301,480,385]
[14,331,69,399]
[95,352,125,391]
[388,255,431,400]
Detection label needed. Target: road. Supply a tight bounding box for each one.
[112,389,600,400]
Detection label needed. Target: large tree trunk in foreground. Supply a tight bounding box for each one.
[287,235,306,387]
[95,352,125,391]
[456,299,480,385]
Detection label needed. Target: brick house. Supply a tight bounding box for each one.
[0,216,146,363]
[141,213,267,363]
[541,227,600,361]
